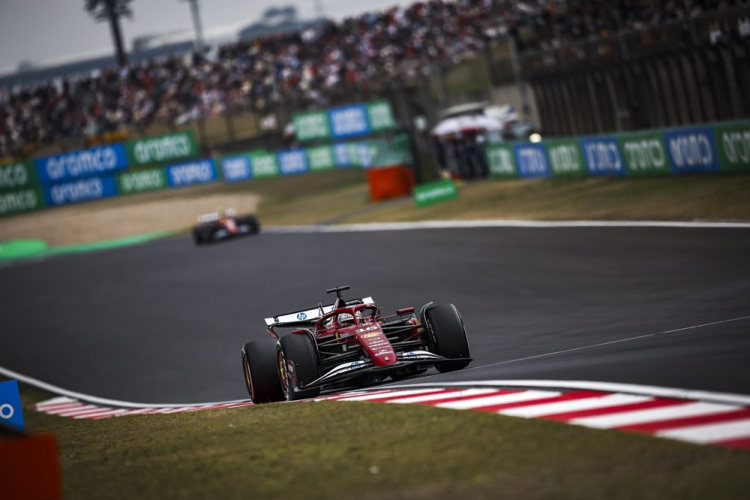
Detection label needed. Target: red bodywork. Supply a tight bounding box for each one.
[284,304,421,368]
[219,216,239,235]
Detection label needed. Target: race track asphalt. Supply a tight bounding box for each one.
[1,226,749,404]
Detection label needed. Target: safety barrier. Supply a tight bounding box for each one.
[0,133,412,217]
[485,120,750,179]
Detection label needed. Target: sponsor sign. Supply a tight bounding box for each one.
[0,160,37,191]
[329,104,370,139]
[277,150,309,176]
[333,143,354,168]
[221,155,252,182]
[0,380,24,431]
[166,159,217,187]
[116,168,167,195]
[293,111,331,142]
[580,137,627,176]
[306,146,335,171]
[545,139,586,177]
[485,144,517,178]
[514,143,551,178]
[126,131,198,167]
[618,132,669,176]
[356,141,378,168]
[663,126,720,174]
[713,121,750,172]
[366,101,396,132]
[0,188,45,216]
[35,144,128,184]
[43,176,118,206]
[250,153,279,178]
[414,179,458,207]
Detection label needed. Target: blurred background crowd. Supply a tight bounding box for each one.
[0,0,746,159]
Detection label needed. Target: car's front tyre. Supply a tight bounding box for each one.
[277,334,321,401]
[242,340,284,404]
[423,304,471,372]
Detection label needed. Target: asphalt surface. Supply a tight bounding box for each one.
[1,226,749,404]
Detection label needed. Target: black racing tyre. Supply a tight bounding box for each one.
[200,226,218,244]
[424,304,471,373]
[242,340,284,404]
[192,227,203,245]
[277,334,321,401]
[237,215,260,234]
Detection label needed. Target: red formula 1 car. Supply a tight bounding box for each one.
[192,209,259,245]
[241,286,472,403]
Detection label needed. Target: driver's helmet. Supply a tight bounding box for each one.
[338,313,355,326]
[355,309,372,321]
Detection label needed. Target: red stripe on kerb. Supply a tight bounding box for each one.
[470,391,605,413]
[618,408,750,433]
[543,399,686,421]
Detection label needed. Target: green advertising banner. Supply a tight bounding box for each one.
[414,179,458,207]
[0,187,45,216]
[0,160,38,191]
[618,131,669,176]
[546,139,586,177]
[485,144,517,178]
[306,146,335,171]
[367,101,396,132]
[250,152,280,177]
[126,131,198,167]
[116,168,168,195]
[713,121,750,172]
[293,111,331,142]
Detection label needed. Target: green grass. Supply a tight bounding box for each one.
[13,382,750,500]
[165,167,372,226]
[342,174,750,224]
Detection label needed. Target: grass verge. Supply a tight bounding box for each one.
[12,382,750,500]
[343,174,750,224]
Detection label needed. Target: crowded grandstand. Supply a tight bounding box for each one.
[0,0,746,159]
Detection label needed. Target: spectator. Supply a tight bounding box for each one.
[1,0,747,159]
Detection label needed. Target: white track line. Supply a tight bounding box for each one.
[263,220,750,233]
[439,315,750,377]
[499,394,650,418]
[0,364,250,408]
[570,402,739,429]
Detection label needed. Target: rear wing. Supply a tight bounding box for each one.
[265,297,374,328]
[197,209,236,223]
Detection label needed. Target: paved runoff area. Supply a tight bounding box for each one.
[33,381,750,451]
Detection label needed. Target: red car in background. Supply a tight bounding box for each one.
[241,286,472,404]
[192,209,259,245]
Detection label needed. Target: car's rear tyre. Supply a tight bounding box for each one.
[277,334,321,401]
[423,304,471,372]
[242,340,284,404]
[192,227,203,245]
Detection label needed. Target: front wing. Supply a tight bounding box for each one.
[299,350,472,390]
